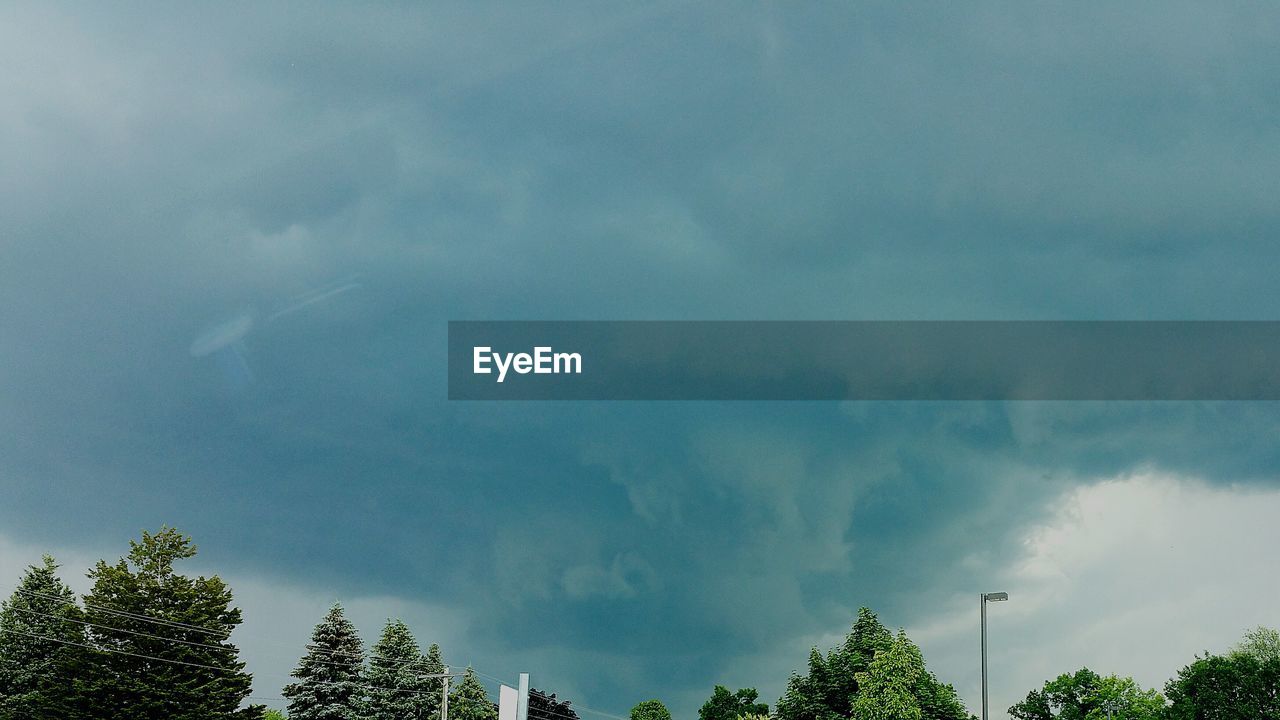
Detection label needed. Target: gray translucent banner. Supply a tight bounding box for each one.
[447,321,1280,400]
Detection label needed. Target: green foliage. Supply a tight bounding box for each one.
[529,688,579,720]
[630,699,673,720]
[1164,652,1280,720]
[0,556,90,720]
[417,643,448,720]
[1232,626,1280,665]
[775,608,970,720]
[366,619,435,719]
[850,631,923,720]
[264,711,287,720]
[699,686,768,720]
[283,604,366,720]
[450,668,497,720]
[1008,668,1164,720]
[80,527,262,720]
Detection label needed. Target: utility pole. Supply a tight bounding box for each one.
[442,665,450,720]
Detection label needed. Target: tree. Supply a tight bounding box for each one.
[1164,652,1280,720]
[529,688,579,720]
[0,556,90,720]
[1233,627,1280,665]
[776,607,971,720]
[630,699,673,720]
[699,686,768,720]
[264,712,287,720]
[777,608,891,720]
[80,527,261,720]
[366,620,435,720]
[1009,668,1163,720]
[850,631,924,720]
[450,668,496,720]
[417,643,447,720]
[283,604,367,720]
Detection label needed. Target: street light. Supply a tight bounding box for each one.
[981,592,1009,720]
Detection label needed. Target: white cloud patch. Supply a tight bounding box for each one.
[562,552,660,601]
[911,471,1280,719]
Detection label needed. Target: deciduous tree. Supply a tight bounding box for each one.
[699,686,768,720]
[850,631,924,720]
[630,699,672,720]
[80,527,260,720]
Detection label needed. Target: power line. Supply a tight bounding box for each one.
[0,626,243,673]
[0,627,453,701]
[13,588,445,675]
[9,605,237,654]
[11,589,624,719]
[15,588,231,638]
[7,605,414,676]
[568,703,630,720]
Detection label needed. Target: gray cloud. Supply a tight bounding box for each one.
[4,2,1280,718]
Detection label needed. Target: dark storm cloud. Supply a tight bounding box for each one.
[4,2,1280,716]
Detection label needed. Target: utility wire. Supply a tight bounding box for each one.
[15,588,231,638]
[11,590,625,718]
[0,626,243,673]
[0,627,455,700]
[14,588,443,675]
[9,605,237,653]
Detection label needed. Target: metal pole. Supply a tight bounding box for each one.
[981,593,988,720]
[442,665,450,720]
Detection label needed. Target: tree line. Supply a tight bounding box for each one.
[0,527,581,719]
[659,610,1280,720]
[2,527,1277,719]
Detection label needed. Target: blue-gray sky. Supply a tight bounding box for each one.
[3,3,1280,718]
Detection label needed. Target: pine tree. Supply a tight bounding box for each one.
[366,620,436,720]
[850,631,924,720]
[450,668,496,720]
[284,604,367,720]
[80,527,261,720]
[418,643,447,720]
[0,556,90,720]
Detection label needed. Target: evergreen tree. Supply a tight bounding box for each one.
[450,668,497,720]
[0,556,89,720]
[366,619,435,720]
[80,527,261,720]
[418,643,447,720]
[850,631,924,720]
[284,604,367,720]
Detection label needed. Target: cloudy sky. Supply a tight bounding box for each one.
[3,2,1280,718]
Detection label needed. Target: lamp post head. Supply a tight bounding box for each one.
[983,592,1009,602]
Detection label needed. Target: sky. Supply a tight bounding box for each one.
[3,2,1280,718]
